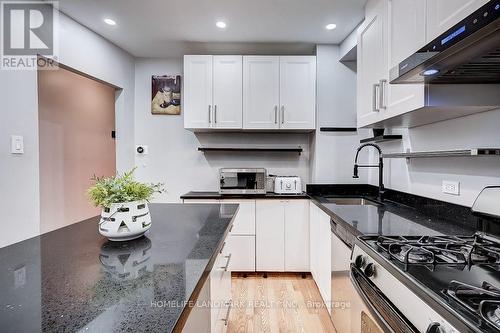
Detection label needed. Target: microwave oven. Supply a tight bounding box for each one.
[219,168,266,195]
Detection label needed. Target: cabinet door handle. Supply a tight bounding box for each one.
[208,105,212,123]
[220,254,232,271]
[221,301,232,326]
[281,106,285,124]
[214,105,217,124]
[274,106,278,124]
[379,79,387,110]
[220,241,226,254]
[372,84,380,112]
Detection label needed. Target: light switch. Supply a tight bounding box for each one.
[10,135,24,154]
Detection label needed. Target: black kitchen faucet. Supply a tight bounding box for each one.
[353,143,385,201]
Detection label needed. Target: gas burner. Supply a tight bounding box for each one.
[480,301,500,329]
[446,281,500,330]
[376,234,500,268]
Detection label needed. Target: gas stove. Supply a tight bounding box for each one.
[375,234,500,268]
[358,232,500,333]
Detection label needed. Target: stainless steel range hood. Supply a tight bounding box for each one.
[391,1,500,84]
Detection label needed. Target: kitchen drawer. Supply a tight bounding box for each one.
[226,235,255,271]
[220,200,255,235]
[210,250,232,333]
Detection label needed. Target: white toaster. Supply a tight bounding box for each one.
[274,176,302,194]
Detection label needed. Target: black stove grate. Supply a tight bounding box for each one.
[445,280,500,330]
[375,234,500,267]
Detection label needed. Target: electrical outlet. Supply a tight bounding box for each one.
[14,266,26,288]
[442,180,460,195]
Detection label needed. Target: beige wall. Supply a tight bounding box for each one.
[38,66,116,233]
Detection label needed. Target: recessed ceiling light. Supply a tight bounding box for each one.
[216,21,227,29]
[104,18,116,26]
[325,23,337,30]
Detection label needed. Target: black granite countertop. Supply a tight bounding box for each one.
[0,203,238,333]
[307,184,485,247]
[181,191,309,200]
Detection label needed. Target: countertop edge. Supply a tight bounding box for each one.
[181,191,310,200]
[172,203,240,333]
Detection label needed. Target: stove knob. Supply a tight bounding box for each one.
[355,255,365,268]
[364,263,375,278]
[426,322,442,333]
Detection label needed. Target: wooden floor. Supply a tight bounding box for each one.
[227,273,336,333]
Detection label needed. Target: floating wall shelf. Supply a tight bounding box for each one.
[198,145,303,154]
[360,135,402,143]
[382,148,500,159]
[320,127,357,132]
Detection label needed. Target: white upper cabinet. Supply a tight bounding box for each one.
[357,0,388,128]
[279,56,316,130]
[385,0,426,117]
[212,56,243,129]
[356,0,489,128]
[185,55,315,131]
[243,56,280,129]
[183,55,213,129]
[426,0,489,42]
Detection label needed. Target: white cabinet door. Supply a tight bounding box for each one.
[385,0,426,118]
[317,205,332,314]
[184,55,213,129]
[243,56,280,129]
[284,200,310,272]
[309,202,319,281]
[255,200,285,271]
[220,200,255,235]
[309,202,332,313]
[213,56,243,129]
[226,235,255,271]
[426,0,489,42]
[357,0,387,127]
[279,56,316,130]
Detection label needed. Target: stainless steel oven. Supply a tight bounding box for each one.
[219,168,266,195]
[331,221,388,333]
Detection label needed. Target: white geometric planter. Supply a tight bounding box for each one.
[98,200,152,241]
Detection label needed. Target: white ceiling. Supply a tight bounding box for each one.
[57,0,367,58]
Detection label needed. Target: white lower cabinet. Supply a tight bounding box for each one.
[182,244,232,333]
[210,249,232,333]
[226,235,255,271]
[183,199,310,274]
[309,202,332,314]
[284,200,310,271]
[256,200,285,271]
[256,200,310,272]
[220,200,255,235]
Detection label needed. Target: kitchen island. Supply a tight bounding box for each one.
[0,203,238,333]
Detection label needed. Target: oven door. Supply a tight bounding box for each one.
[350,264,419,333]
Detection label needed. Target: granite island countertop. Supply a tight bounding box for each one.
[0,203,238,333]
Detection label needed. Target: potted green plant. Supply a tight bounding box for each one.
[88,168,164,241]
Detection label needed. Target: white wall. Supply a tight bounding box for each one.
[0,12,135,248]
[369,111,500,207]
[310,44,369,183]
[134,58,311,202]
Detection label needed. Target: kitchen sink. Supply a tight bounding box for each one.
[322,197,380,206]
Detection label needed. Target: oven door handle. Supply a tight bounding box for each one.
[350,264,419,333]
